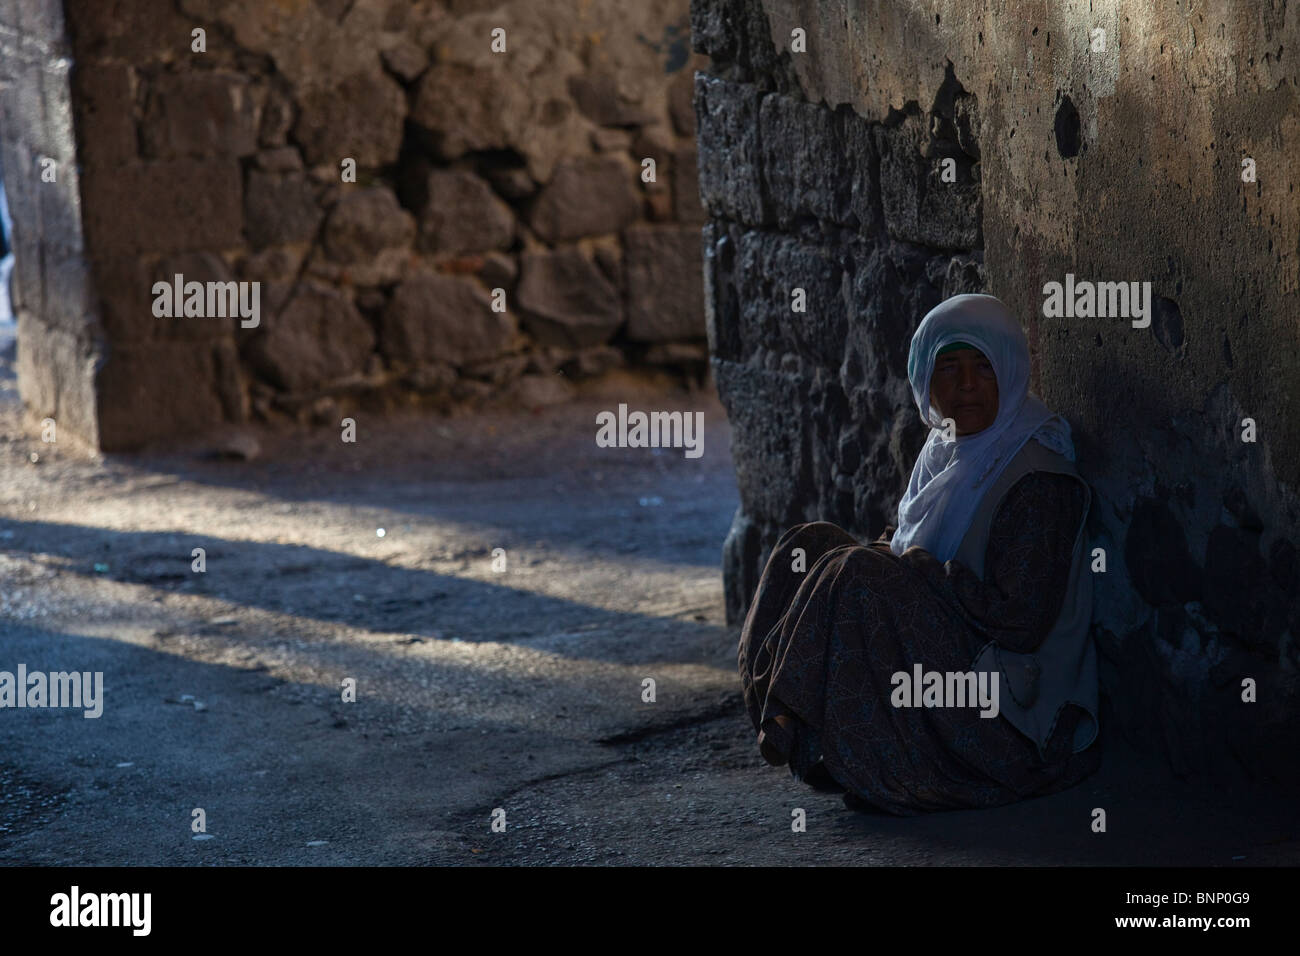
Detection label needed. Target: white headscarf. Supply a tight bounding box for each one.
[889,293,1076,563]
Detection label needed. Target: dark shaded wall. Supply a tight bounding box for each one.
[693,0,1300,779]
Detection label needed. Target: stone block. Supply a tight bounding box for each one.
[41,248,94,337]
[689,0,795,91]
[95,252,238,344]
[417,170,514,254]
[70,62,136,168]
[244,169,323,249]
[141,70,258,159]
[673,145,705,223]
[243,281,375,391]
[721,505,769,625]
[254,147,302,172]
[97,339,230,450]
[840,106,881,233]
[701,220,742,361]
[694,73,765,226]
[734,229,844,368]
[875,122,981,250]
[759,92,850,227]
[64,0,197,65]
[324,186,415,262]
[381,272,515,367]
[37,159,86,257]
[668,69,696,136]
[293,68,406,168]
[81,159,243,255]
[411,61,528,160]
[516,246,622,348]
[624,223,706,342]
[711,357,810,524]
[15,318,100,446]
[567,69,656,126]
[380,37,428,83]
[527,155,639,243]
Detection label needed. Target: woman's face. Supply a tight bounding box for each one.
[929,347,999,435]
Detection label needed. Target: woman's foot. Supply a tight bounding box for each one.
[758,714,796,766]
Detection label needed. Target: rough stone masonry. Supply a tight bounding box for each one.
[0,0,711,450]
[692,0,1300,781]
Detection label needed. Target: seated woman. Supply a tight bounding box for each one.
[737,293,1100,815]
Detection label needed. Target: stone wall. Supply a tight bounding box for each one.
[0,0,100,447]
[693,0,1300,780]
[3,0,710,450]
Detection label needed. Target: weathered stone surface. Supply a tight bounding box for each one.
[238,247,304,283]
[643,342,709,364]
[694,73,765,226]
[244,282,375,392]
[624,224,706,342]
[689,0,799,93]
[96,251,240,343]
[324,187,416,263]
[65,0,200,65]
[15,319,100,448]
[70,62,136,168]
[758,92,849,228]
[177,0,391,87]
[591,127,634,153]
[406,1,692,185]
[381,272,515,367]
[875,119,981,250]
[41,247,94,337]
[673,145,705,223]
[508,373,576,409]
[630,123,675,165]
[254,146,303,172]
[839,106,880,233]
[97,340,231,450]
[244,170,323,249]
[711,358,810,524]
[81,160,243,255]
[567,69,655,126]
[645,190,674,222]
[142,71,259,160]
[485,167,538,200]
[527,155,639,242]
[558,344,625,378]
[462,354,528,386]
[410,62,540,166]
[478,252,519,291]
[720,505,765,627]
[516,247,622,348]
[402,362,457,394]
[293,69,406,168]
[668,69,697,136]
[380,37,429,83]
[418,170,514,254]
[258,85,294,146]
[733,229,845,368]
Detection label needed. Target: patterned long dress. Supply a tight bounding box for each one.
[738,472,1100,815]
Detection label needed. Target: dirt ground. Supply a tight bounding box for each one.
[0,357,1297,866]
